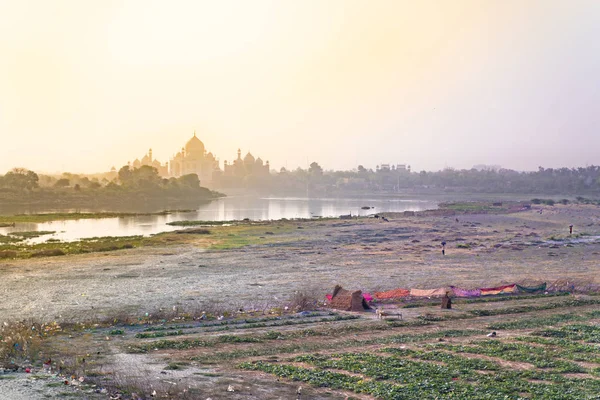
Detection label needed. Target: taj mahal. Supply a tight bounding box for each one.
[127,131,270,186]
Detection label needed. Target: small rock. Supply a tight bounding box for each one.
[227,384,235,392]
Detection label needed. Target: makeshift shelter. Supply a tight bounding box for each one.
[329,285,371,311]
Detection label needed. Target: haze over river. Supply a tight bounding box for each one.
[0,196,437,243]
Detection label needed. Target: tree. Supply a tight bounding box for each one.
[309,162,323,176]
[54,178,70,188]
[2,168,39,190]
[118,166,132,184]
[179,173,200,188]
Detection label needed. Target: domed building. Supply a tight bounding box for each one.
[223,149,269,178]
[129,148,169,177]
[121,131,269,187]
[169,131,220,184]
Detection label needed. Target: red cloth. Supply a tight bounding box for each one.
[480,284,517,295]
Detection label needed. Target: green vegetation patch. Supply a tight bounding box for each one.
[468,298,600,317]
[8,231,56,239]
[486,312,585,330]
[239,355,600,399]
[532,324,600,342]
[0,235,144,259]
[434,340,586,372]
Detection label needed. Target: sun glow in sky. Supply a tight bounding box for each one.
[1,0,599,174]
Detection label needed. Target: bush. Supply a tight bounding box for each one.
[31,249,65,257]
[176,228,211,235]
[0,250,17,259]
[288,291,319,312]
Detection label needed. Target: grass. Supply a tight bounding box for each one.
[0,235,144,258]
[486,312,586,330]
[438,201,509,213]
[8,231,56,238]
[0,218,301,258]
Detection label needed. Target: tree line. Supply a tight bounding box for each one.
[226,164,600,195]
[3,164,600,196]
[0,166,220,210]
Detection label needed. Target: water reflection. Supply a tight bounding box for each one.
[0,196,437,243]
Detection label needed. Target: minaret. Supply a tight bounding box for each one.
[237,149,242,160]
[148,148,153,162]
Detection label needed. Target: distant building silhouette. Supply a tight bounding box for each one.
[223,149,270,178]
[130,148,169,177]
[169,131,219,184]
[122,131,269,187]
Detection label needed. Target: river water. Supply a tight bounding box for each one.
[0,196,437,243]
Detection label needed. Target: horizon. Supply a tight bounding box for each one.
[1,0,599,174]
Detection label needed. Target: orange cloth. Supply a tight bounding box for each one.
[409,288,448,297]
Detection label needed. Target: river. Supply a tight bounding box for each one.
[0,195,437,243]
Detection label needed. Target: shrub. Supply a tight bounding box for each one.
[288,291,319,312]
[30,249,65,257]
[176,228,211,235]
[0,250,17,259]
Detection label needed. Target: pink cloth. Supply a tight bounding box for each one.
[363,292,373,302]
[450,286,481,297]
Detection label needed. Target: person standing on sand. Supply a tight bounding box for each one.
[569,224,573,235]
[441,241,446,256]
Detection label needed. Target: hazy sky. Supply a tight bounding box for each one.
[1,0,599,174]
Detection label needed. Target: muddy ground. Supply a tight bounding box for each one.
[1,204,598,322]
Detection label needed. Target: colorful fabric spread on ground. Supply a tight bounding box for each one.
[516,283,547,293]
[335,282,545,302]
[409,288,448,297]
[374,288,410,299]
[480,284,518,296]
[449,286,481,297]
[327,292,373,302]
